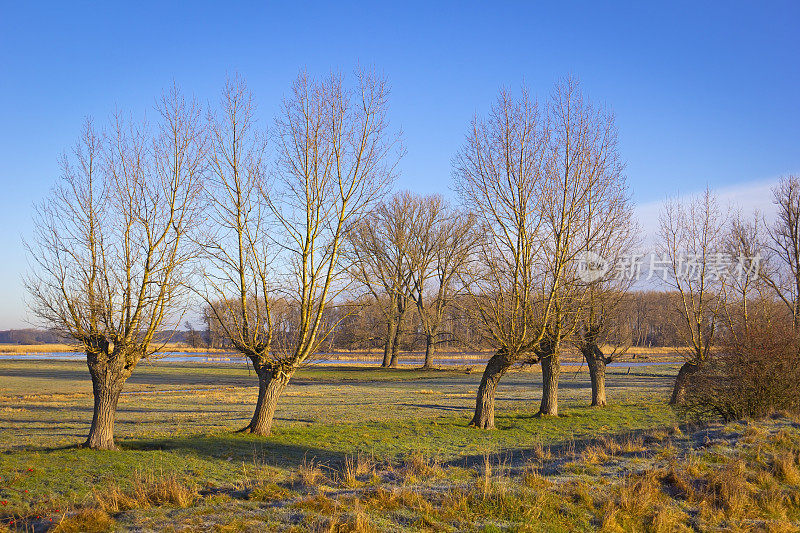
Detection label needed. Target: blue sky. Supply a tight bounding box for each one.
[1,1,798,328]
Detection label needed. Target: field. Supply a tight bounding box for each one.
[0,343,685,362]
[1,358,799,531]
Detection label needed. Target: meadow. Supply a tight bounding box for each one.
[1,358,799,531]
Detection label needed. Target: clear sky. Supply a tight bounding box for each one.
[1,1,798,328]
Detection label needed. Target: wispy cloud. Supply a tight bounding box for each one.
[635,178,780,244]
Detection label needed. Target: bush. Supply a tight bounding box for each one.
[680,317,800,422]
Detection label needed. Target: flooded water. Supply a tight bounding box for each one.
[0,351,680,367]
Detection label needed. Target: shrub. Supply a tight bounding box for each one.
[680,317,800,422]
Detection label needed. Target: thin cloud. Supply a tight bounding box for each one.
[635,178,780,244]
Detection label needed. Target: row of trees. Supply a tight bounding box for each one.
[196,290,688,354]
[453,80,636,426]
[26,70,403,448]
[26,68,798,450]
[20,71,640,447]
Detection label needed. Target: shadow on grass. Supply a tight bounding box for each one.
[122,433,348,469]
[397,403,472,412]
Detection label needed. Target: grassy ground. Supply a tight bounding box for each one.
[0,359,798,531]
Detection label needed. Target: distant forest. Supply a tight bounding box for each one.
[5,290,687,349]
[0,328,69,344]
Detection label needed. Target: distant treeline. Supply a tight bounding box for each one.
[5,290,686,349]
[197,290,686,352]
[0,329,69,344]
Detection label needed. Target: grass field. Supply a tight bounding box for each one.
[1,358,799,531]
[0,343,685,363]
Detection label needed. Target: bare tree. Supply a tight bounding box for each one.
[571,144,636,407]
[658,187,726,405]
[721,211,769,340]
[24,86,205,449]
[242,69,401,434]
[454,85,558,428]
[346,192,419,367]
[675,181,800,419]
[199,75,283,435]
[184,321,205,348]
[574,276,637,407]
[535,77,628,416]
[408,198,478,368]
[763,175,800,328]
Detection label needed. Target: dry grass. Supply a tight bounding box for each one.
[248,482,295,502]
[600,472,682,531]
[0,343,77,354]
[773,451,800,484]
[297,457,325,488]
[355,452,375,478]
[581,444,610,465]
[620,434,645,454]
[4,359,799,531]
[59,416,790,532]
[52,508,114,532]
[303,504,377,533]
[334,452,377,488]
[520,461,553,492]
[340,455,359,488]
[400,451,441,484]
[476,451,510,499]
[92,472,197,512]
[531,437,552,462]
[591,419,800,531]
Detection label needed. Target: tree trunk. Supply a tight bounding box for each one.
[382,319,395,367]
[583,344,608,407]
[586,355,607,407]
[85,352,130,450]
[422,334,435,369]
[539,350,560,416]
[669,361,698,406]
[86,380,124,450]
[389,322,401,368]
[241,365,290,436]
[470,350,511,429]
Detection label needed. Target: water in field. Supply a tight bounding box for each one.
[0,351,680,367]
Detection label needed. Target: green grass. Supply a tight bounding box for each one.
[0,358,694,530]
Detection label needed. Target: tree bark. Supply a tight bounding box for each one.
[241,364,290,436]
[86,380,124,450]
[669,361,698,406]
[422,334,435,369]
[539,350,560,416]
[85,351,130,450]
[389,322,401,368]
[583,344,609,407]
[470,350,511,429]
[382,318,395,367]
[586,356,607,407]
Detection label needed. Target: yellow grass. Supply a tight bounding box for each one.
[0,342,229,354]
[0,343,77,354]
